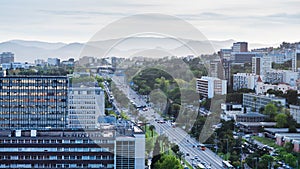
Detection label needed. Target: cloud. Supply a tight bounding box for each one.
[177,12,230,21]
[266,13,300,23]
[39,10,128,17]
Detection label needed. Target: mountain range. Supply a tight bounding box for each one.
[0,38,274,62]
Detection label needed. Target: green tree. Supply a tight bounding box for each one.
[275,113,287,128]
[284,142,294,153]
[154,154,183,169]
[286,111,298,132]
[267,89,284,97]
[226,93,243,104]
[284,153,297,167]
[171,144,180,155]
[285,90,298,105]
[151,139,162,168]
[263,103,278,120]
[258,154,274,169]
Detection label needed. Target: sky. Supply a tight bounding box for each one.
[0,0,299,44]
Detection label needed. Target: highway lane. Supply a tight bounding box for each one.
[111,76,223,169]
[154,121,223,169]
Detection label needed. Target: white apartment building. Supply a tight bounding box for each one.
[252,56,272,78]
[265,70,298,86]
[196,76,227,98]
[243,93,286,112]
[68,87,105,129]
[233,73,258,91]
[268,49,294,64]
[290,105,300,124]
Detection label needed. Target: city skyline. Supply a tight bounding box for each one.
[0,0,299,44]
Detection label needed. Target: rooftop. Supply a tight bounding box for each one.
[275,133,300,143]
[237,112,266,117]
[237,122,276,127]
[243,93,285,100]
[265,128,300,134]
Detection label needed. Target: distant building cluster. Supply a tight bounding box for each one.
[217,42,300,94]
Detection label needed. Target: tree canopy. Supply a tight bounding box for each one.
[154,154,183,169]
[275,113,288,128]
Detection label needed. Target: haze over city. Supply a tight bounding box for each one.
[0,0,299,44]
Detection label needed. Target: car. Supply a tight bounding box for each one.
[186,153,189,156]
[194,155,199,159]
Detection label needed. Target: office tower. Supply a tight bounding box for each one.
[232,42,248,52]
[68,87,105,129]
[0,76,68,130]
[209,59,224,79]
[295,50,300,71]
[252,56,271,77]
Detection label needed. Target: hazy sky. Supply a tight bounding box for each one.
[0,0,299,44]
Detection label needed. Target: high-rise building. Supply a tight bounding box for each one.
[0,76,68,130]
[0,52,14,64]
[196,76,227,98]
[68,87,105,129]
[232,42,248,53]
[252,56,272,77]
[295,50,300,72]
[209,59,224,79]
[222,59,232,86]
[218,49,232,60]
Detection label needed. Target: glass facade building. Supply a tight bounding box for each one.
[0,76,68,130]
